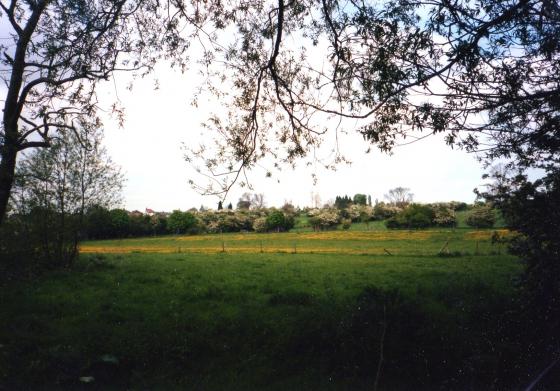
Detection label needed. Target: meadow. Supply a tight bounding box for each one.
[79,228,509,256]
[0,228,522,390]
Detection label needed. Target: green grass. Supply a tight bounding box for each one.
[80,228,510,257]
[0,229,521,389]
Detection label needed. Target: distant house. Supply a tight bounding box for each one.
[145,208,155,216]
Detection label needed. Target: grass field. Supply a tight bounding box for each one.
[0,228,521,389]
[79,228,511,256]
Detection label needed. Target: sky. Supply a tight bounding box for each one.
[0,6,490,213]
[97,65,487,212]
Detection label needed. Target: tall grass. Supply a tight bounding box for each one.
[0,244,521,389]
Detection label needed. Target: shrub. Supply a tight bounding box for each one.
[385,204,435,229]
[109,209,130,237]
[341,218,352,230]
[84,205,113,239]
[449,201,469,211]
[308,208,341,230]
[432,204,457,227]
[372,202,400,220]
[168,210,198,234]
[466,205,496,228]
[253,217,268,233]
[266,210,286,232]
[0,207,81,278]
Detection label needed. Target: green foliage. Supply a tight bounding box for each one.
[341,218,352,230]
[109,209,130,237]
[449,201,468,211]
[167,210,197,234]
[334,195,352,209]
[85,205,113,239]
[489,170,560,361]
[150,215,168,236]
[308,208,341,230]
[353,193,367,205]
[431,204,457,227]
[386,204,435,229]
[372,202,399,220]
[203,210,253,233]
[4,130,123,271]
[0,209,79,276]
[252,217,267,232]
[466,205,496,228]
[266,210,286,231]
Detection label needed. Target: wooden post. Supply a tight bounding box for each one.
[438,240,449,255]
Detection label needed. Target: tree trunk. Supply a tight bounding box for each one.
[0,144,17,226]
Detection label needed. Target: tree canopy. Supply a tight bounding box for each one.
[184,0,559,193]
[0,0,188,224]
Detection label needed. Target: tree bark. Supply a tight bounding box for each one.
[0,2,47,226]
[0,144,18,226]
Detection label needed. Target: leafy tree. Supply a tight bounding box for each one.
[84,205,113,240]
[150,214,168,236]
[6,128,122,265]
[308,208,341,231]
[432,204,457,228]
[266,210,286,232]
[252,217,268,233]
[0,0,185,225]
[109,209,130,238]
[353,194,367,206]
[186,0,558,197]
[227,203,233,210]
[334,195,352,209]
[372,202,399,221]
[168,210,197,234]
[217,201,223,210]
[129,214,152,237]
[466,205,496,229]
[487,172,560,360]
[358,206,374,229]
[386,204,434,229]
